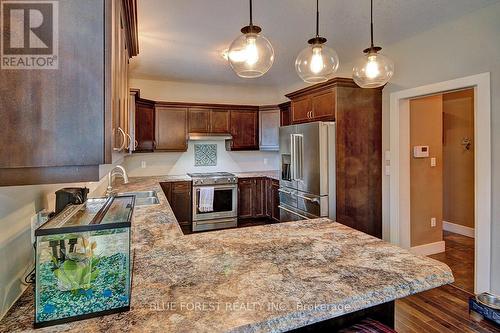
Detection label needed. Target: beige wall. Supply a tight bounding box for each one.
[129,78,285,105]
[124,141,279,177]
[409,95,444,247]
[350,1,500,294]
[443,89,475,228]
[0,163,119,319]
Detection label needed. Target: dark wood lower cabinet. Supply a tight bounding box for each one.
[160,181,192,228]
[239,177,279,221]
[270,180,280,222]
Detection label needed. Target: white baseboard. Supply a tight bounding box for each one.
[443,221,475,238]
[410,241,446,256]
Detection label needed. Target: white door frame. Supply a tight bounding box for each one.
[389,72,491,294]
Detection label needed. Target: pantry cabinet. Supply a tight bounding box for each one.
[0,0,138,186]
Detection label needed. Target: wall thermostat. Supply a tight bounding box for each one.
[413,146,429,158]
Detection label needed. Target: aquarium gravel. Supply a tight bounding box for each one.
[36,253,129,323]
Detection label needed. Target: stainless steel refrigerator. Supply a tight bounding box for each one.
[278,122,336,221]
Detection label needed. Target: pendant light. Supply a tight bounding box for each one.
[227,0,274,78]
[295,0,339,84]
[352,0,394,88]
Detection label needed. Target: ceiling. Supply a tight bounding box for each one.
[129,0,499,88]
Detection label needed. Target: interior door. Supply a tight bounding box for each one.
[296,122,321,195]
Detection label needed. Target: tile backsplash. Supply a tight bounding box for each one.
[194,144,217,166]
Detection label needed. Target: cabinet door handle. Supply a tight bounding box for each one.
[134,140,139,150]
[153,140,157,149]
[114,127,127,152]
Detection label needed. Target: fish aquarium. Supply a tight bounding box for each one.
[34,195,135,328]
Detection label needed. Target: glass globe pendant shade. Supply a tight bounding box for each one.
[295,42,339,84]
[352,50,394,88]
[228,31,275,78]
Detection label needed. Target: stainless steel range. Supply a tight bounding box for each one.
[188,172,238,232]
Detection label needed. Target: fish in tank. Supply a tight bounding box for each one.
[34,195,134,328]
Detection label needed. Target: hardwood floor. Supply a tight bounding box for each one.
[430,231,475,293]
[396,284,499,333]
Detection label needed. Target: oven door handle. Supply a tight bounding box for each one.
[278,205,309,220]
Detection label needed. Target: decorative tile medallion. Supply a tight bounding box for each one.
[194,144,217,166]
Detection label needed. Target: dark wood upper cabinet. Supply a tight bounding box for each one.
[228,110,259,150]
[155,107,188,151]
[0,0,138,186]
[211,110,230,133]
[288,85,336,124]
[187,108,230,134]
[135,99,155,151]
[311,90,336,120]
[188,108,211,133]
[279,102,291,127]
[291,96,312,124]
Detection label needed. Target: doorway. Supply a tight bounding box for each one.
[408,89,475,293]
[389,73,491,294]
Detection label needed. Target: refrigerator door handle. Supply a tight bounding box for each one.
[295,134,304,181]
[278,205,309,220]
[291,134,296,181]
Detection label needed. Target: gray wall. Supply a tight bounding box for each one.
[376,2,500,293]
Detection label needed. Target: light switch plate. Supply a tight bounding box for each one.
[431,217,437,227]
[141,161,147,168]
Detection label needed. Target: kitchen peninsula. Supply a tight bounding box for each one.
[0,177,453,332]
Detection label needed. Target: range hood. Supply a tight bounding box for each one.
[188,133,232,141]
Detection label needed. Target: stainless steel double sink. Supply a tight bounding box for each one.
[119,190,160,207]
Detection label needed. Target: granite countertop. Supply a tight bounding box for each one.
[0,177,453,333]
[234,170,280,180]
[155,171,281,182]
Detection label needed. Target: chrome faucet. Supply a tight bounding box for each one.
[106,165,129,196]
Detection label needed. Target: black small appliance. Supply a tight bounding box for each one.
[54,187,89,215]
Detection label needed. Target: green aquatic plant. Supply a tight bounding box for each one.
[53,259,99,291]
[52,237,100,291]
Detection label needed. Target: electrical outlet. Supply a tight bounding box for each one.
[431,157,437,167]
[141,160,147,168]
[263,158,268,165]
[431,217,437,228]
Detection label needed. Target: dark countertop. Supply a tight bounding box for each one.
[0,176,453,333]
